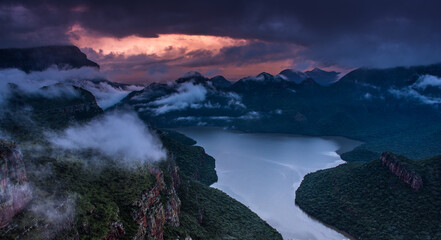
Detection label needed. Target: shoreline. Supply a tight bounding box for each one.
[294,205,357,240]
[175,126,362,240]
[294,137,361,240]
[293,136,360,240]
[172,126,364,155]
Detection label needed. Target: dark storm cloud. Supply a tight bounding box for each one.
[181,42,299,68]
[1,0,441,68]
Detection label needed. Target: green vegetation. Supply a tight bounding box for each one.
[1,131,278,239]
[340,148,380,162]
[0,88,280,239]
[1,150,156,240]
[296,153,441,240]
[165,175,283,240]
[161,134,218,186]
[161,129,197,146]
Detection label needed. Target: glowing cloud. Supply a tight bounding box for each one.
[68,25,248,57]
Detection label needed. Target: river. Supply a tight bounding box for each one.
[176,127,361,240]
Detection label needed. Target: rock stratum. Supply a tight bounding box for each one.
[0,141,32,229]
[133,167,181,240]
[380,152,423,190]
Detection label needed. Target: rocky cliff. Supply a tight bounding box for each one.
[132,166,181,240]
[0,140,32,228]
[0,45,99,72]
[380,152,423,190]
[105,222,126,240]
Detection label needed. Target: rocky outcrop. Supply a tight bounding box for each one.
[0,140,32,228]
[104,222,126,240]
[380,152,423,190]
[132,166,181,240]
[0,45,99,72]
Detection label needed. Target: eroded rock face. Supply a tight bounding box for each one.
[0,140,32,228]
[380,152,423,190]
[104,222,126,240]
[132,166,181,240]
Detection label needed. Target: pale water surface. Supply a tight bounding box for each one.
[177,127,361,240]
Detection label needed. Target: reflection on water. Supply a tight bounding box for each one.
[177,127,360,240]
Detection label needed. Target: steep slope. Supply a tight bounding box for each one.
[169,175,283,240]
[0,85,104,142]
[209,75,232,89]
[296,152,441,240]
[0,68,281,239]
[0,132,281,240]
[279,69,307,83]
[0,141,32,228]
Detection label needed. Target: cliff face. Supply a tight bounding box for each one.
[380,152,423,190]
[105,222,126,240]
[0,140,32,228]
[132,166,181,240]
[0,45,99,72]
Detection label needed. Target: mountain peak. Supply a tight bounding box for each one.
[310,67,324,72]
[279,69,307,83]
[209,75,231,89]
[180,71,203,79]
[304,68,340,86]
[256,72,274,81]
[176,71,209,85]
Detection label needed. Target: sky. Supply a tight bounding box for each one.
[1,0,441,84]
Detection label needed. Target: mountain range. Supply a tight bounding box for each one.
[1,45,441,239]
[117,62,441,162]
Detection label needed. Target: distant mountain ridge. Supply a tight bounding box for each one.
[279,67,340,85]
[117,63,441,163]
[3,45,441,161]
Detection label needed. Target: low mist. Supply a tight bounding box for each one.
[0,67,142,109]
[151,82,207,115]
[46,111,166,165]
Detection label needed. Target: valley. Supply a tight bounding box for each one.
[2,2,441,239]
[177,127,360,240]
[1,45,441,239]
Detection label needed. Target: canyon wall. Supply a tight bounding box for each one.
[132,166,181,240]
[0,140,32,228]
[380,152,423,190]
